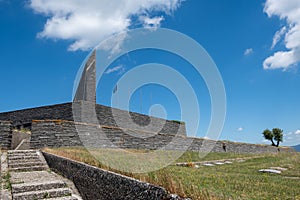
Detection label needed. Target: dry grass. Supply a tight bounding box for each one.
[43,147,300,200]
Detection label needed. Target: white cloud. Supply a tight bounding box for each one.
[283,130,300,136]
[263,50,299,70]
[262,139,269,143]
[263,0,300,70]
[282,129,300,146]
[29,0,182,51]
[105,65,125,75]
[285,132,293,136]
[97,32,128,56]
[140,16,164,30]
[271,26,287,49]
[237,127,243,132]
[244,48,253,56]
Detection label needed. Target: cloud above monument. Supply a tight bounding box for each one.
[263,0,300,70]
[29,0,182,51]
[105,65,126,75]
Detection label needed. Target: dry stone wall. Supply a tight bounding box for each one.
[0,102,186,136]
[42,152,173,200]
[0,103,74,127]
[1,103,294,153]
[0,120,13,150]
[30,120,288,154]
[30,120,83,148]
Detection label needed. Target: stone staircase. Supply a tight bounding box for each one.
[7,150,81,200]
[8,150,48,172]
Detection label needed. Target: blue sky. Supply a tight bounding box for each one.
[1,0,300,146]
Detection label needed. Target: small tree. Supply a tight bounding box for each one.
[262,128,283,147]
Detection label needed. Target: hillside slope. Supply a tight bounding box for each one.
[292,144,300,152]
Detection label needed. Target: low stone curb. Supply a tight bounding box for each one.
[1,151,12,200]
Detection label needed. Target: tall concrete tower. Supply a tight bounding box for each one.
[73,50,96,103]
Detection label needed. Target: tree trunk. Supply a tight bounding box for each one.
[271,139,276,146]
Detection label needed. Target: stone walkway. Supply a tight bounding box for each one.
[4,150,82,200]
[175,156,263,168]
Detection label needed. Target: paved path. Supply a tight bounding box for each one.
[5,150,82,200]
[175,155,264,167]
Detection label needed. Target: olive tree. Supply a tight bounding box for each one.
[262,128,283,147]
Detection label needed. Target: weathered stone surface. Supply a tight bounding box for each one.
[0,120,12,150]
[0,103,74,127]
[73,51,96,103]
[30,120,187,150]
[8,150,49,172]
[0,103,294,153]
[1,152,12,200]
[258,169,281,174]
[12,130,31,150]
[43,152,171,200]
[30,120,292,154]
[0,102,187,136]
[8,150,81,200]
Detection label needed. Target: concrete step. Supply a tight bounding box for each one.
[8,152,38,156]
[43,196,78,200]
[13,188,72,200]
[8,154,38,158]
[12,180,66,193]
[9,161,46,168]
[8,159,42,165]
[7,150,80,200]
[8,155,40,160]
[9,165,49,172]
[8,154,38,159]
[8,150,37,154]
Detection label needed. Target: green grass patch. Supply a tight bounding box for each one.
[2,172,12,191]
[44,147,300,200]
[13,128,31,134]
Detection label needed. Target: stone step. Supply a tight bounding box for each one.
[9,165,49,172]
[8,155,38,159]
[8,152,38,156]
[8,155,40,160]
[9,159,42,165]
[43,196,78,200]
[8,154,38,158]
[12,180,66,194]
[8,153,38,157]
[13,188,72,200]
[8,150,38,154]
[9,161,46,168]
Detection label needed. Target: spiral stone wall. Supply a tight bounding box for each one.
[30,120,289,153]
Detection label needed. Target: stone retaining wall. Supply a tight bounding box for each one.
[30,120,291,153]
[42,152,172,200]
[0,121,12,150]
[0,103,74,127]
[30,120,83,148]
[0,102,186,136]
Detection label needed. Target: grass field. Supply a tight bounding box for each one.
[44,147,300,200]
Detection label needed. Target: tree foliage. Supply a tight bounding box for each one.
[262,128,283,147]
